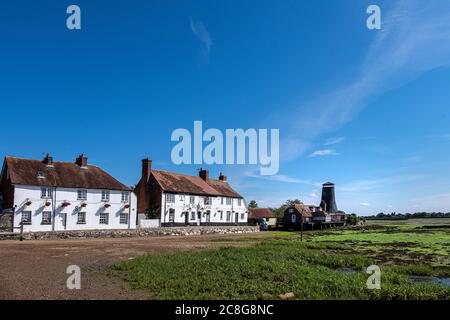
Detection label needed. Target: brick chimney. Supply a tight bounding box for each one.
[42,154,53,166]
[137,158,152,214]
[142,158,152,182]
[199,168,209,182]
[218,172,227,182]
[75,154,88,168]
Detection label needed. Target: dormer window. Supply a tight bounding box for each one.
[41,187,53,199]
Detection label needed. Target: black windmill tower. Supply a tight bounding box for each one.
[320,182,338,213]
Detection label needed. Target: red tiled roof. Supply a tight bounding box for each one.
[248,208,275,218]
[285,204,313,218]
[151,170,243,198]
[4,157,131,191]
[312,211,328,217]
[206,179,242,198]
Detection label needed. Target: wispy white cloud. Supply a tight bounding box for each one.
[279,0,450,161]
[244,171,312,185]
[189,18,212,53]
[308,193,316,198]
[360,202,370,207]
[324,137,345,146]
[340,174,427,192]
[309,149,339,158]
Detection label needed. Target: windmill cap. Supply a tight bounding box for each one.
[322,182,335,186]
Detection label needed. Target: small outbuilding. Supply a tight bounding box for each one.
[248,208,277,228]
[283,204,313,229]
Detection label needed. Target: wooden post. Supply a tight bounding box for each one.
[19,222,24,242]
[300,217,303,242]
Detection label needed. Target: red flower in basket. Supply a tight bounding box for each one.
[104,203,111,208]
[124,204,130,209]
[62,201,71,207]
[25,200,32,206]
[80,203,87,208]
[45,201,51,207]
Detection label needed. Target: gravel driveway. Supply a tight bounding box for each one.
[0,233,265,300]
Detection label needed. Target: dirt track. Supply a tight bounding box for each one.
[0,233,265,300]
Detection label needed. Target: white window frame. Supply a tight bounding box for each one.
[240,212,245,220]
[226,211,231,222]
[77,212,86,224]
[99,212,109,224]
[219,211,223,220]
[120,212,129,224]
[121,191,129,203]
[101,190,110,202]
[226,197,232,205]
[77,189,87,201]
[190,196,195,204]
[166,193,175,203]
[190,212,196,220]
[41,187,53,199]
[238,199,242,206]
[41,211,52,224]
[21,211,32,224]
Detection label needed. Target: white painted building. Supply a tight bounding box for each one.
[135,159,248,226]
[0,154,137,233]
[159,192,247,226]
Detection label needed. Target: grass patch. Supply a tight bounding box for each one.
[113,234,450,300]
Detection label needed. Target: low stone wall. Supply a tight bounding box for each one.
[0,213,13,232]
[0,226,260,241]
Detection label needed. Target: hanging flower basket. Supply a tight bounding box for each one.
[104,203,111,208]
[80,203,87,208]
[45,201,51,207]
[124,204,130,209]
[25,200,32,206]
[62,201,71,207]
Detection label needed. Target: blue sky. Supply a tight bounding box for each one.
[1,0,450,215]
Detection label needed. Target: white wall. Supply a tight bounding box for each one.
[13,185,137,233]
[159,193,248,225]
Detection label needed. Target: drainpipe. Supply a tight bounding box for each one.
[128,191,131,229]
[163,192,166,227]
[232,198,235,225]
[52,186,57,231]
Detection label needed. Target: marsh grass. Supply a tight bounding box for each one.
[113,232,450,300]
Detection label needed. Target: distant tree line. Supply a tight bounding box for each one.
[365,212,450,220]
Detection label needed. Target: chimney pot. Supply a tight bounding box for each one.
[199,169,209,182]
[142,158,152,182]
[76,154,88,168]
[43,154,53,166]
[218,172,227,181]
